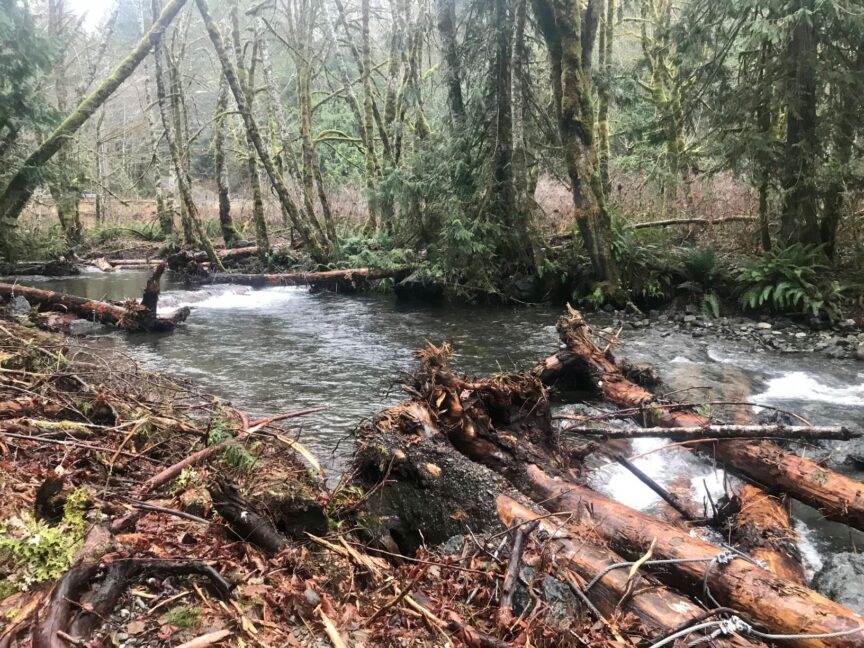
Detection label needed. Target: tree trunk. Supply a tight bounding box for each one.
[819,44,862,259]
[524,464,864,646]
[195,0,330,263]
[0,0,189,225]
[229,5,269,259]
[533,0,621,288]
[208,267,409,291]
[213,76,239,247]
[561,423,856,441]
[497,496,759,647]
[780,1,820,245]
[436,0,465,123]
[150,0,222,268]
[597,0,614,196]
[361,0,379,231]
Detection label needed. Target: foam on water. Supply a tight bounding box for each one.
[752,371,864,406]
[156,285,304,314]
[795,519,825,581]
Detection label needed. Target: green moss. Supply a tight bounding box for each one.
[164,605,201,629]
[0,488,89,593]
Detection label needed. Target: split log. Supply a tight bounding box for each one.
[732,485,806,585]
[561,423,858,441]
[524,464,864,647]
[0,266,189,332]
[537,309,864,532]
[496,495,760,646]
[208,267,411,291]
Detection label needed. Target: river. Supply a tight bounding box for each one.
[11,268,864,579]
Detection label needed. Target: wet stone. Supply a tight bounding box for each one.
[813,552,864,615]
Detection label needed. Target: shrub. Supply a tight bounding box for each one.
[610,219,674,303]
[736,244,846,321]
[677,246,725,318]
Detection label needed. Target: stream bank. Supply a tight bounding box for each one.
[3,270,864,645]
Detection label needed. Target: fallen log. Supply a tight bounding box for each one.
[208,267,411,291]
[537,309,864,533]
[496,496,760,647]
[168,246,259,266]
[562,423,858,441]
[626,216,757,229]
[91,257,115,272]
[355,403,757,644]
[405,348,864,644]
[731,485,806,585]
[524,464,864,647]
[106,258,161,266]
[0,265,189,332]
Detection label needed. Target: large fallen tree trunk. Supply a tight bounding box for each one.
[537,309,864,532]
[496,495,760,647]
[404,347,864,645]
[354,402,757,645]
[0,266,189,332]
[523,464,864,647]
[208,267,411,291]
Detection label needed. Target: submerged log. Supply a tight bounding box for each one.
[539,309,864,533]
[209,267,411,291]
[562,423,858,441]
[732,485,807,585]
[0,266,189,332]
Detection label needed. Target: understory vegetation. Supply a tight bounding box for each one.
[0,0,862,321]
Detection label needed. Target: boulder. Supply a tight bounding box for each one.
[7,295,31,316]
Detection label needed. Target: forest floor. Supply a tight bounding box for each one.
[0,317,619,648]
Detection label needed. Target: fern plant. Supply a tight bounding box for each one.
[736,244,846,321]
[677,247,724,318]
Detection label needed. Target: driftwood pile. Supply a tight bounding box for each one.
[355,308,864,646]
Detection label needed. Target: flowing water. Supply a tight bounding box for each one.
[10,269,864,578]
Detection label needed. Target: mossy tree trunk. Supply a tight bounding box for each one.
[597,0,614,197]
[819,41,862,259]
[436,0,465,124]
[0,0,190,226]
[213,75,239,247]
[361,0,379,232]
[229,3,269,259]
[195,0,330,263]
[150,0,222,268]
[779,0,820,245]
[533,0,621,289]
